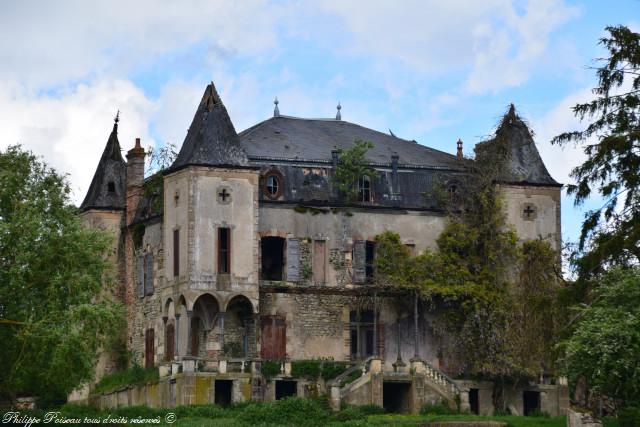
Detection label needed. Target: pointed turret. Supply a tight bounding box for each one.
[475,104,560,186]
[80,114,127,211]
[170,82,248,170]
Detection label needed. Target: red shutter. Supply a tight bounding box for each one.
[260,315,286,360]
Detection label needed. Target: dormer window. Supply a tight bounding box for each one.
[263,170,283,200]
[358,176,372,202]
[107,181,115,193]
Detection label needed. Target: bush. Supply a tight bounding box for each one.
[292,360,322,379]
[421,400,458,415]
[619,406,640,427]
[58,403,101,418]
[93,364,159,394]
[321,362,349,381]
[261,361,282,378]
[237,397,330,426]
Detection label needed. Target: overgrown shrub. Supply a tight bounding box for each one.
[93,364,159,394]
[421,400,458,415]
[619,407,640,427]
[292,360,322,379]
[321,362,349,381]
[237,397,330,426]
[261,361,281,378]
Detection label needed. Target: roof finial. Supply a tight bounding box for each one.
[336,102,342,120]
[274,97,280,117]
[113,110,120,132]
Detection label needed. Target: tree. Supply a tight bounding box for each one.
[552,26,640,277]
[331,139,377,202]
[0,146,124,405]
[563,267,640,409]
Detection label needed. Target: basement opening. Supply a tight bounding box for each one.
[261,237,285,280]
[275,380,297,400]
[383,381,411,413]
[523,390,541,416]
[469,388,479,414]
[215,380,233,407]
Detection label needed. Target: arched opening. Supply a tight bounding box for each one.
[192,293,220,359]
[225,295,256,358]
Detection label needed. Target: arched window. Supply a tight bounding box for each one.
[358,175,372,202]
[263,170,283,199]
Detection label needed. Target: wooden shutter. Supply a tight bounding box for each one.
[313,240,326,284]
[145,329,154,368]
[137,255,145,298]
[260,315,286,360]
[352,240,366,283]
[165,324,175,361]
[286,239,299,282]
[144,253,154,295]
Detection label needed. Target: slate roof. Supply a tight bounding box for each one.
[80,119,127,211]
[170,83,249,170]
[239,116,460,169]
[475,105,560,186]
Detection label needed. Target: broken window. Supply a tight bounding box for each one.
[286,239,300,282]
[350,310,378,360]
[358,175,372,202]
[261,237,285,280]
[263,170,284,199]
[107,181,115,193]
[218,227,231,274]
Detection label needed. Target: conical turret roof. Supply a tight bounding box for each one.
[475,104,560,186]
[80,117,127,211]
[170,82,248,170]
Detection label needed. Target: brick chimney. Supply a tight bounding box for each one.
[126,138,146,224]
[456,139,463,160]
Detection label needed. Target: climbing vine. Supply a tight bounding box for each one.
[375,107,563,404]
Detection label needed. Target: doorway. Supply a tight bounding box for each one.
[523,390,541,415]
[469,388,479,414]
[275,380,297,400]
[383,381,411,413]
[215,380,233,407]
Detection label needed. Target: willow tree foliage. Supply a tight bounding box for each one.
[552,26,640,278]
[0,146,125,404]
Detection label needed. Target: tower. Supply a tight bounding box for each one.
[162,83,259,359]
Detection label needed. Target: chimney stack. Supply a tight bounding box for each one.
[125,138,146,224]
[456,139,463,160]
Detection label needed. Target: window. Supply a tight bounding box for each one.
[218,227,231,274]
[365,241,376,281]
[350,310,377,359]
[173,230,180,277]
[107,181,115,193]
[263,171,283,199]
[144,253,154,295]
[261,237,285,280]
[358,175,372,202]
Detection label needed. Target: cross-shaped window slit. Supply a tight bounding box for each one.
[523,204,536,219]
[219,189,230,202]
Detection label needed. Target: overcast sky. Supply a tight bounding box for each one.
[1,0,638,247]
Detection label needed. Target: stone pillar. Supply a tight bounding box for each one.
[356,310,361,359]
[219,312,226,354]
[186,310,193,356]
[373,293,378,357]
[394,316,405,371]
[413,293,419,359]
[162,316,168,360]
[254,314,260,359]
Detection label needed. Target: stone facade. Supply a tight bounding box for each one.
[75,83,568,414]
